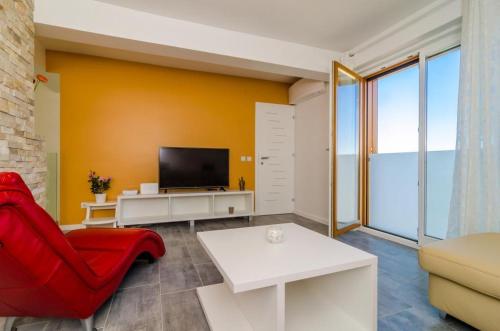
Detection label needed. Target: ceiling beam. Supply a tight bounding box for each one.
[34,0,340,81]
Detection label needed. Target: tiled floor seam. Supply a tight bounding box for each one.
[102,293,115,331]
[183,229,205,287]
[159,257,165,331]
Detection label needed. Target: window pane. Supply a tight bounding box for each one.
[336,69,359,229]
[425,48,460,239]
[369,64,419,240]
[377,66,420,153]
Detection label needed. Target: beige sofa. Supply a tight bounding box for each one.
[418,233,500,331]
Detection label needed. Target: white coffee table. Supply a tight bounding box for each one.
[196,223,377,331]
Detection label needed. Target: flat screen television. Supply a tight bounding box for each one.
[159,147,229,189]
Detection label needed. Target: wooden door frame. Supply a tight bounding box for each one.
[331,61,367,237]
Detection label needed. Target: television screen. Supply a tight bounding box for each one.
[159,147,229,189]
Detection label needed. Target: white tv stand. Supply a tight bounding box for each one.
[116,190,254,227]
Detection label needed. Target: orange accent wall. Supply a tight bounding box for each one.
[46,51,289,225]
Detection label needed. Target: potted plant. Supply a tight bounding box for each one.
[88,170,111,203]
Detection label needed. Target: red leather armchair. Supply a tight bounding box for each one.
[0,173,165,331]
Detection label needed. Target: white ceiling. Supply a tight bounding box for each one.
[96,0,436,52]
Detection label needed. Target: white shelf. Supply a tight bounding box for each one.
[82,217,116,225]
[170,212,213,221]
[81,201,116,208]
[197,284,252,331]
[81,201,117,228]
[116,190,254,226]
[285,276,370,331]
[121,215,169,225]
[213,211,251,218]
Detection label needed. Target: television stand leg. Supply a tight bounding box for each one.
[189,220,195,230]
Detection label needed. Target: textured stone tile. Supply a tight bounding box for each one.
[250,215,287,226]
[161,290,209,331]
[42,319,83,331]
[155,224,186,247]
[195,220,227,231]
[164,245,191,263]
[160,262,202,294]
[195,263,223,286]
[379,308,455,331]
[15,318,85,331]
[14,321,49,331]
[94,296,113,329]
[378,286,412,318]
[0,0,46,205]
[105,284,162,331]
[181,229,199,244]
[119,261,160,289]
[221,218,250,228]
[446,316,479,331]
[186,241,212,264]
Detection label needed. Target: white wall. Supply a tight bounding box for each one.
[34,39,61,221]
[294,91,329,224]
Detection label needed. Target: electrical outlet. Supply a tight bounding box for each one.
[246,156,252,162]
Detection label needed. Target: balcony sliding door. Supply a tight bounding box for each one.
[330,46,460,243]
[363,48,460,243]
[423,47,461,240]
[366,60,420,240]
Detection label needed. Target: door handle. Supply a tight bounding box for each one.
[261,156,270,160]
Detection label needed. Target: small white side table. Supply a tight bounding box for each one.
[81,201,117,228]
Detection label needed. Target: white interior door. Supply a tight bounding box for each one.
[255,102,295,215]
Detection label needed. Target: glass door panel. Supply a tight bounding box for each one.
[332,62,364,236]
[425,47,460,239]
[367,62,419,240]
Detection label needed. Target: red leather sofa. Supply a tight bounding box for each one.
[0,172,165,331]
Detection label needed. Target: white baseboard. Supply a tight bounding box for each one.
[359,226,418,249]
[60,224,85,231]
[294,209,328,225]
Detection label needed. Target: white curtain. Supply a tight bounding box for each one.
[447,0,500,237]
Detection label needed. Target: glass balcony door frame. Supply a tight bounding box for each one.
[330,61,367,237]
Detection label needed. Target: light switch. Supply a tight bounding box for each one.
[246,156,252,162]
[240,156,246,162]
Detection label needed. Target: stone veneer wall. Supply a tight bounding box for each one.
[0,0,46,204]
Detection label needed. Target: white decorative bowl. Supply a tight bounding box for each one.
[266,225,285,244]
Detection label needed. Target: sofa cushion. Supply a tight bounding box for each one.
[419,233,500,299]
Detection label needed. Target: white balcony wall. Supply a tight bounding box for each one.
[337,154,358,223]
[425,150,455,239]
[368,151,454,240]
[369,152,418,239]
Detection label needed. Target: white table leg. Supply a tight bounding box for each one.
[275,283,285,331]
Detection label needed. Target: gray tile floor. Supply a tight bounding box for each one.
[12,214,475,331]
